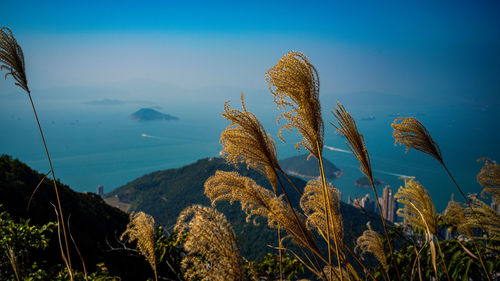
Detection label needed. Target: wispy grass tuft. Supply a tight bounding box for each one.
[121,212,158,281]
[265,51,323,159]
[477,158,500,201]
[355,222,388,274]
[220,93,281,192]
[1,26,75,281]
[391,117,443,164]
[174,205,244,281]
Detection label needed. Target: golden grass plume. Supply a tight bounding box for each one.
[443,195,472,237]
[331,102,373,183]
[120,212,157,281]
[174,205,244,281]
[300,179,343,245]
[354,222,388,272]
[395,178,438,235]
[205,170,274,225]
[204,171,314,248]
[477,158,500,201]
[465,196,500,244]
[265,51,324,159]
[391,117,443,164]
[221,93,281,192]
[0,27,29,93]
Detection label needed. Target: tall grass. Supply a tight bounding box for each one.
[0,26,75,281]
[2,28,498,280]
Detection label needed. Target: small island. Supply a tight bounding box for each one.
[361,115,376,121]
[279,154,343,180]
[355,176,386,188]
[130,108,179,121]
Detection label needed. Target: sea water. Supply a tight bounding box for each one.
[1,94,498,211]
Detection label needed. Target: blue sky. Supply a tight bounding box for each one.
[1,0,499,105]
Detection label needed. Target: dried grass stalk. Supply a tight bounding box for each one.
[331,103,373,183]
[265,51,324,159]
[205,170,274,225]
[300,179,343,246]
[221,93,281,192]
[204,171,314,248]
[174,205,244,281]
[0,27,29,93]
[391,117,443,164]
[1,26,75,280]
[121,212,157,281]
[355,222,388,272]
[395,178,438,235]
[465,196,500,245]
[443,196,472,237]
[477,158,500,201]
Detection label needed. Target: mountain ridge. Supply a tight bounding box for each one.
[105,157,383,260]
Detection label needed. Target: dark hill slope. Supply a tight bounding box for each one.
[0,155,151,281]
[106,157,383,260]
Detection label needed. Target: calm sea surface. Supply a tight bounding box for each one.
[1,96,498,211]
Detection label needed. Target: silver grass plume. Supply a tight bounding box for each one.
[300,179,343,246]
[465,196,500,245]
[1,26,75,280]
[391,117,443,164]
[355,222,388,272]
[395,178,447,280]
[221,93,281,192]
[265,51,324,159]
[477,158,500,201]
[205,170,274,225]
[204,171,315,248]
[120,212,157,281]
[174,205,244,281]
[331,103,373,183]
[395,178,438,235]
[443,195,473,237]
[0,27,29,93]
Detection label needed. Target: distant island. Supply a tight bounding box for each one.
[355,176,386,188]
[388,112,401,117]
[84,98,126,105]
[130,108,179,121]
[361,115,376,121]
[279,154,343,180]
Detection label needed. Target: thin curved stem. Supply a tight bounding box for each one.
[28,92,73,280]
[442,164,492,281]
[370,180,399,281]
[316,142,342,281]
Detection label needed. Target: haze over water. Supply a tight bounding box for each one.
[1,1,499,211]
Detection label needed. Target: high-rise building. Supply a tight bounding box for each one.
[379,186,397,223]
[349,193,375,213]
[97,184,104,197]
[492,198,500,214]
[360,194,375,213]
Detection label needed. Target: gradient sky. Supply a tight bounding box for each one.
[1,0,499,105]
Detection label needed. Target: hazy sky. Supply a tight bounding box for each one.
[1,0,499,105]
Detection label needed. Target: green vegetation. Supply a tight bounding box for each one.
[1,27,499,281]
[106,157,383,260]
